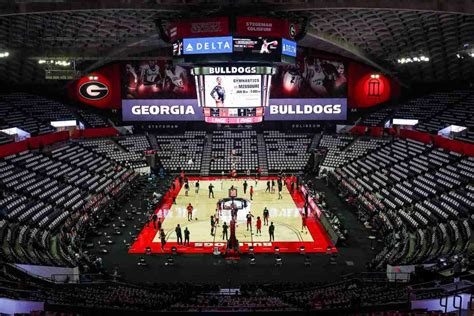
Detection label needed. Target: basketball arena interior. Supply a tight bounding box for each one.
[0,1,473,315]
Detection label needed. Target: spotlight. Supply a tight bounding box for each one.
[138,257,147,266]
[299,245,305,255]
[249,255,256,265]
[165,256,175,266]
[171,246,177,255]
[275,255,282,267]
[326,246,333,254]
[248,246,254,255]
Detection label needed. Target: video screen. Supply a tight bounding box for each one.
[271,55,347,98]
[122,60,196,99]
[203,75,262,108]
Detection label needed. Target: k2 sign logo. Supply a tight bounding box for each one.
[79,81,109,100]
[76,74,112,108]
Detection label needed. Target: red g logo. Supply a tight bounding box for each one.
[79,81,109,100]
[76,74,112,109]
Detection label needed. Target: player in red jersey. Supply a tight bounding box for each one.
[256,216,262,236]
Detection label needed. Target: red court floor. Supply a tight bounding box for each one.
[129,176,336,254]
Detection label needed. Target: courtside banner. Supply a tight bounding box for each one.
[122,99,203,121]
[236,17,290,38]
[265,98,347,121]
[168,17,230,41]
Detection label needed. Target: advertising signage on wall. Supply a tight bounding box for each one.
[282,38,297,57]
[175,37,296,63]
[233,37,282,61]
[168,17,297,41]
[235,17,297,39]
[122,99,203,121]
[121,53,348,123]
[182,36,233,55]
[121,98,347,122]
[168,17,230,42]
[264,99,347,121]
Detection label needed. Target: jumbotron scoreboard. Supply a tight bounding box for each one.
[192,65,274,124]
[120,16,348,124]
[172,17,297,124]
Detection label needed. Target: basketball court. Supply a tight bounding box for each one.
[129,176,336,254]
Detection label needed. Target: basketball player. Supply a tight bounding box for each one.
[214,208,220,227]
[256,216,262,236]
[243,180,248,194]
[210,216,215,236]
[175,224,183,245]
[263,207,270,226]
[333,63,347,96]
[282,65,303,95]
[210,77,225,107]
[184,182,189,196]
[187,203,193,221]
[278,182,283,200]
[269,222,275,242]
[301,215,308,234]
[160,229,166,251]
[246,211,254,231]
[259,38,278,54]
[125,64,138,98]
[208,183,215,199]
[249,186,254,200]
[195,180,200,194]
[303,57,328,96]
[265,181,271,193]
[140,60,162,87]
[150,213,157,229]
[222,222,229,240]
[163,61,186,93]
[157,217,162,231]
[184,227,190,246]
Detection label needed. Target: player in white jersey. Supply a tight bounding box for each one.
[259,39,278,54]
[282,66,303,94]
[140,61,162,86]
[303,57,328,96]
[125,64,138,98]
[164,61,186,93]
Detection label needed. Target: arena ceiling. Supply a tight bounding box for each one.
[0,0,473,85]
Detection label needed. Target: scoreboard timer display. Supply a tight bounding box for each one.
[192,65,274,124]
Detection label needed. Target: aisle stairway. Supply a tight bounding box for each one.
[309,133,322,151]
[200,133,212,176]
[256,133,269,176]
[147,134,160,150]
